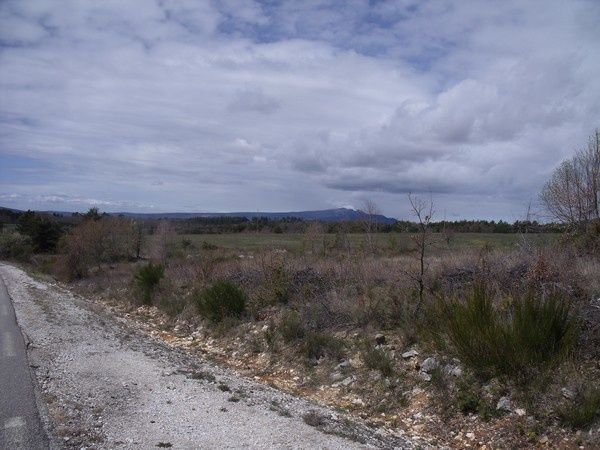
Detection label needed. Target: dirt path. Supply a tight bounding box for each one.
[0,263,413,450]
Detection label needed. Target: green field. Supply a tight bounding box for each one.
[180,232,558,253]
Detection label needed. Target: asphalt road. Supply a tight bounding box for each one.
[0,274,48,450]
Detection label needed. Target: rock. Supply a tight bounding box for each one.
[562,387,576,400]
[420,357,439,373]
[444,364,463,377]
[515,408,526,416]
[330,371,344,382]
[466,432,475,440]
[336,361,349,369]
[539,435,549,444]
[402,350,419,359]
[341,376,356,386]
[374,334,386,345]
[332,376,356,388]
[496,396,512,412]
[418,371,432,382]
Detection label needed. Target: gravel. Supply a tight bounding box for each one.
[0,264,414,449]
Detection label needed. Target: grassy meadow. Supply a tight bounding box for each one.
[180,231,559,253]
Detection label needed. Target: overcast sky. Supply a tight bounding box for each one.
[1,0,599,220]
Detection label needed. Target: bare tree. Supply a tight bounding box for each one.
[408,193,434,316]
[359,199,381,254]
[541,129,600,228]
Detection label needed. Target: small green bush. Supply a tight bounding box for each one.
[279,311,305,343]
[456,386,480,415]
[559,388,600,429]
[362,347,395,377]
[195,280,246,323]
[134,263,164,305]
[303,332,345,361]
[426,284,578,382]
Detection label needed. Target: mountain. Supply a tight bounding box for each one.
[112,208,396,224]
[0,206,396,224]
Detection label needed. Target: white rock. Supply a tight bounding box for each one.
[402,350,419,359]
[515,408,526,416]
[418,371,432,382]
[562,387,576,400]
[420,357,439,373]
[496,396,512,412]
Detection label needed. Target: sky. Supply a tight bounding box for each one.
[0,0,599,220]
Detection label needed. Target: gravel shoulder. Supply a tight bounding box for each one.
[0,263,414,449]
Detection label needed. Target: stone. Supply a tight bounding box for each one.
[420,357,439,373]
[444,364,463,377]
[466,432,475,440]
[496,396,512,412]
[539,435,549,444]
[374,334,386,345]
[341,376,356,386]
[515,408,526,416]
[402,350,419,359]
[330,371,344,382]
[418,371,432,382]
[333,376,356,388]
[562,387,576,400]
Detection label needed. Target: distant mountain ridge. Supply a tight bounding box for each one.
[0,206,397,224]
[112,207,396,224]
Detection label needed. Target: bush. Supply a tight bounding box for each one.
[134,263,164,305]
[362,347,395,377]
[0,233,33,261]
[426,284,578,382]
[279,310,305,343]
[559,388,600,429]
[303,332,345,361]
[57,217,138,280]
[194,280,246,323]
[17,211,63,252]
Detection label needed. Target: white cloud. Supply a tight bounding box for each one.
[0,0,598,219]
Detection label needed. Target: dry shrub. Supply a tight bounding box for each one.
[56,217,138,280]
[149,220,177,262]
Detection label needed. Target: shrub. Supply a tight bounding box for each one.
[195,280,246,323]
[425,284,578,382]
[559,388,600,429]
[279,310,305,343]
[303,332,345,361]
[57,217,138,279]
[17,211,63,252]
[362,347,394,377]
[0,233,33,261]
[134,263,165,305]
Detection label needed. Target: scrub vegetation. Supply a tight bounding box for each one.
[1,130,600,448]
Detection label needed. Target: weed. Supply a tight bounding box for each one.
[362,347,395,377]
[559,388,600,429]
[303,332,345,361]
[190,371,216,382]
[302,410,326,427]
[279,310,305,343]
[134,262,164,305]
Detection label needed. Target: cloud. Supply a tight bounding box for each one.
[228,88,281,114]
[0,0,599,219]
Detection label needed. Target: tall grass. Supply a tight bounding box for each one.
[425,284,578,382]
